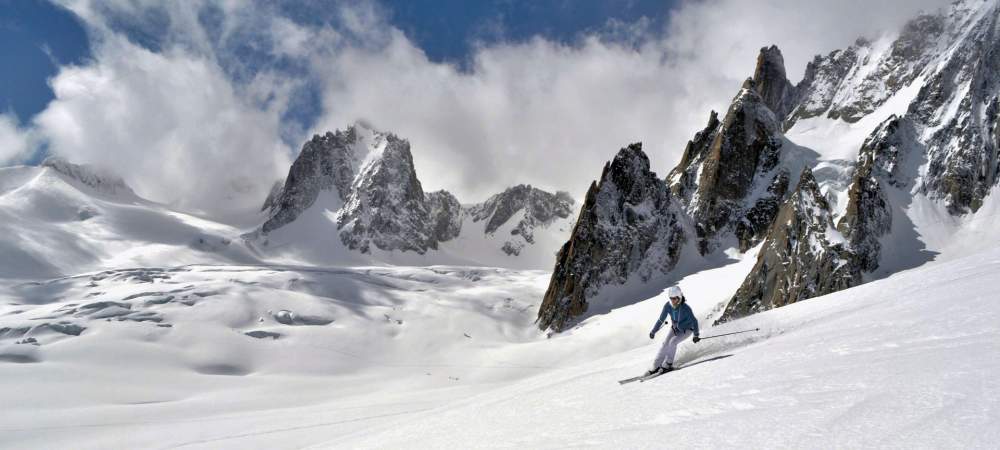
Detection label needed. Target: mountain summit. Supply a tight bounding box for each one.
[251,122,575,268]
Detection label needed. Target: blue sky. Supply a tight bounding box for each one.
[1,0,90,121]
[1,0,672,125]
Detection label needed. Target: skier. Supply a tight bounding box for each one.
[647,286,700,376]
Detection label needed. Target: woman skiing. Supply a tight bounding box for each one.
[647,285,700,376]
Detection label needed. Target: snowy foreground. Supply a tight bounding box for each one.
[2,247,1000,448]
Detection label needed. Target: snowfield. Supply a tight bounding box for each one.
[2,244,999,448]
[333,246,1000,449]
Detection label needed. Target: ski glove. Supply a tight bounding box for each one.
[692,336,700,344]
[649,332,655,340]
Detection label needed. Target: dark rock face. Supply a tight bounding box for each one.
[261,128,361,233]
[426,190,463,243]
[836,117,913,272]
[787,43,863,127]
[537,143,685,331]
[913,5,1000,213]
[717,169,860,324]
[752,45,798,121]
[337,133,436,254]
[468,185,574,255]
[668,82,786,254]
[734,170,790,252]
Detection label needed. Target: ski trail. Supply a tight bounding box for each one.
[166,408,433,449]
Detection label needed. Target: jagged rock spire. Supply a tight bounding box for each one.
[537,143,685,331]
[751,45,797,121]
[667,82,788,254]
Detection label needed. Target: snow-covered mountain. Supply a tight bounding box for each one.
[0,158,258,279]
[251,122,576,269]
[540,0,1000,331]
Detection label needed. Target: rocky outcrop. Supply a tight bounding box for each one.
[787,42,863,127]
[336,133,436,254]
[537,143,686,331]
[752,45,798,121]
[836,117,914,272]
[468,185,574,255]
[667,80,787,253]
[717,169,860,324]
[426,190,463,243]
[912,2,1000,213]
[260,128,363,233]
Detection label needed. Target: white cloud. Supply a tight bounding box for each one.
[306,0,951,201]
[27,0,951,216]
[34,37,291,218]
[0,114,33,165]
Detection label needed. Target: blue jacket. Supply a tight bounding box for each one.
[651,299,699,337]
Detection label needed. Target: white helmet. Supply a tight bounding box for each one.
[666,286,683,299]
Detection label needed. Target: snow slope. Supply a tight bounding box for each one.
[0,248,753,448]
[3,241,997,448]
[0,165,260,280]
[333,247,1000,449]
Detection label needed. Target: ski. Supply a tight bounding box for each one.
[619,367,682,385]
[640,368,675,382]
[618,375,646,385]
[619,369,672,385]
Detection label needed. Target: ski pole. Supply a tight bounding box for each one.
[698,328,759,340]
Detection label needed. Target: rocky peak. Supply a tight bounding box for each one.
[469,185,574,234]
[260,125,367,233]
[717,168,860,324]
[668,83,786,253]
[336,132,436,254]
[468,184,575,256]
[42,157,135,197]
[752,45,797,120]
[537,143,686,331]
[787,42,865,127]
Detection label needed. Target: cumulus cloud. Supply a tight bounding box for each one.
[0,114,33,165]
[34,36,291,218]
[305,0,950,201]
[24,0,950,217]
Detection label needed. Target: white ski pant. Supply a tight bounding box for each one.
[652,328,692,369]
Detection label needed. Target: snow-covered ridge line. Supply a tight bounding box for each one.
[41,157,136,198]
